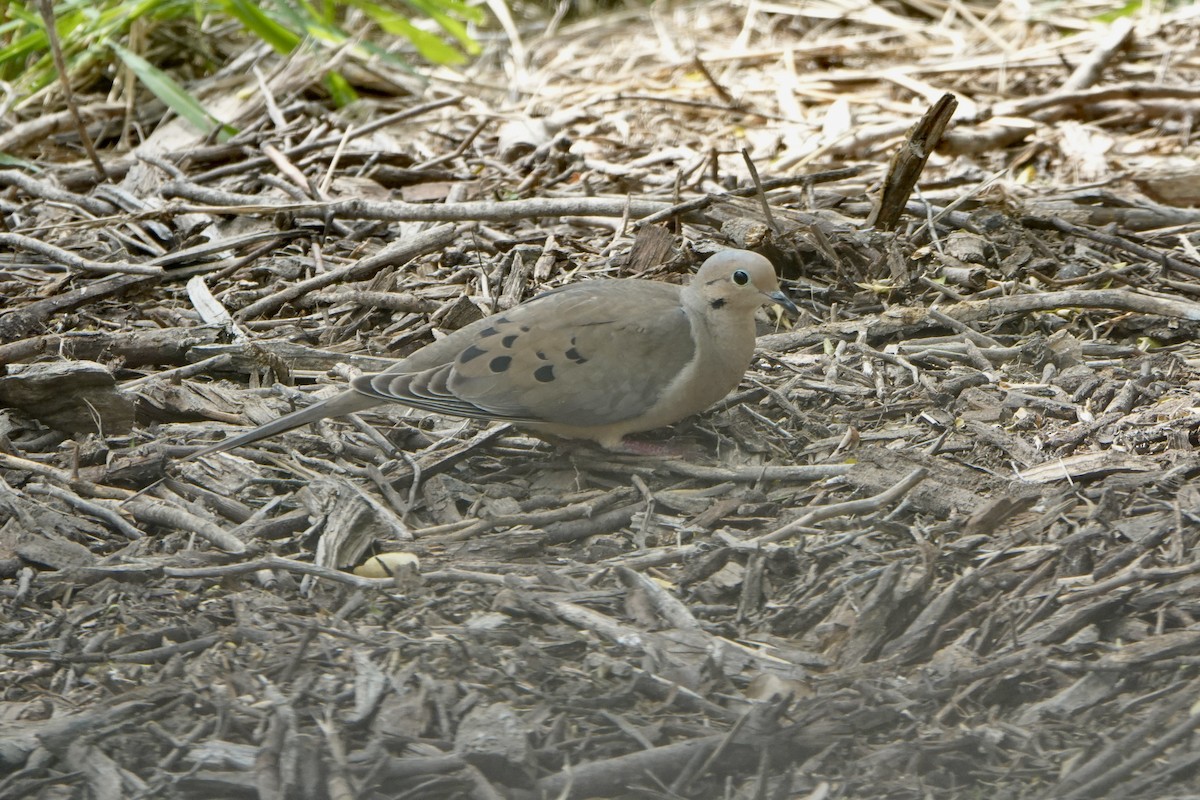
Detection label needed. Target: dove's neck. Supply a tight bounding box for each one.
[681,289,758,393]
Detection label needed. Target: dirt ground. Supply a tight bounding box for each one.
[4,1,1200,798]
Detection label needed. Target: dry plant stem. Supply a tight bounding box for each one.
[0,274,159,342]
[166,556,390,589]
[0,104,125,154]
[302,287,444,311]
[25,483,146,539]
[671,711,753,794]
[634,167,864,229]
[124,499,245,553]
[1046,680,1195,798]
[549,599,647,648]
[1059,560,1200,604]
[691,54,740,110]
[370,754,471,784]
[910,169,1007,244]
[953,288,1200,322]
[0,452,131,500]
[36,0,107,181]
[925,308,1002,347]
[1003,82,1200,120]
[939,120,1038,155]
[1058,18,1134,94]
[423,488,635,542]
[740,148,779,234]
[165,557,526,590]
[145,228,308,269]
[1055,701,1200,800]
[188,95,465,183]
[316,717,354,800]
[611,92,797,123]
[164,179,674,222]
[378,424,513,490]
[945,18,1135,153]
[3,633,234,664]
[939,26,1139,156]
[553,595,805,679]
[615,565,702,630]
[539,503,639,545]
[0,233,162,275]
[262,143,315,198]
[413,116,489,170]
[535,730,743,800]
[0,170,115,215]
[751,467,928,544]
[654,460,851,483]
[758,287,1200,352]
[1026,215,1200,280]
[0,325,221,367]
[630,669,739,721]
[122,354,234,389]
[234,222,463,319]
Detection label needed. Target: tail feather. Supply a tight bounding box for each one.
[184,389,381,460]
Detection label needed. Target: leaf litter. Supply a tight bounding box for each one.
[2,2,1200,798]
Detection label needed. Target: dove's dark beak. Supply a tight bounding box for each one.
[766,290,799,316]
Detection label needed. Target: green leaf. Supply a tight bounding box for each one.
[414,0,482,39]
[324,70,358,106]
[351,0,478,59]
[216,0,302,53]
[399,0,481,52]
[0,0,482,106]
[358,8,465,64]
[296,0,337,25]
[109,41,237,140]
[408,0,485,25]
[238,0,362,56]
[1094,0,1143,23]
[0,151,41,170]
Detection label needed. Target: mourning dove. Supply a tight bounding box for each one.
[186,249,797,458]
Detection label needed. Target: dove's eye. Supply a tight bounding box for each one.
[732,270,750,286]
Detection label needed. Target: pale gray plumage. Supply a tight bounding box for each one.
[185,249,797,458]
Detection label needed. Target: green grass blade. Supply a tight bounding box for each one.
[398,0,482,52]
[324,69,358,105]
[216,0,302,53]
[110,41,237,139]
[350,0,478,59]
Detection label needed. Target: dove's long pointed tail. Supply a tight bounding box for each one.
[183,389,382,460]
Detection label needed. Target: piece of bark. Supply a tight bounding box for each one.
[0,361,135,434]
[868,93,958,231]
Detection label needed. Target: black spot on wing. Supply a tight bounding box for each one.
[490,356,512,373]
[459,345,486,363]
[502,335,518,348]
[534,365,555,383]
[565,347,586,364]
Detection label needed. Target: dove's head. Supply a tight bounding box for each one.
[690,250,798,316]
